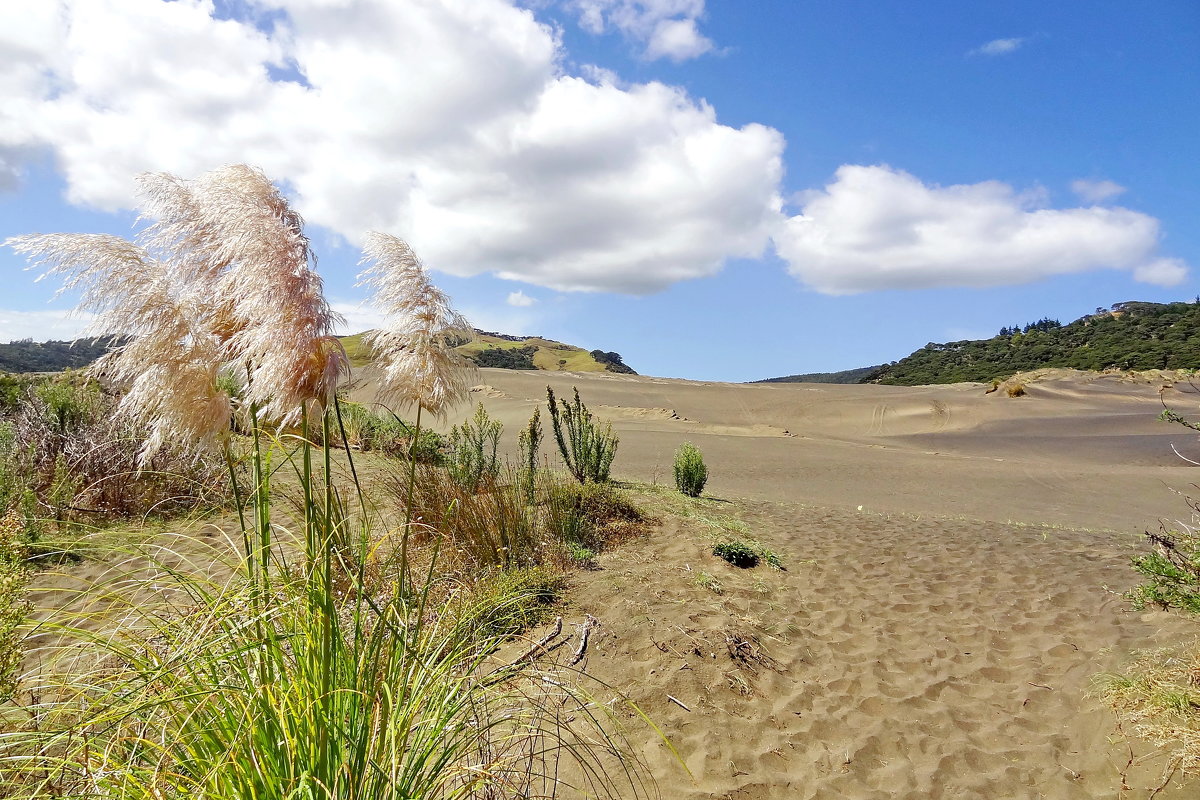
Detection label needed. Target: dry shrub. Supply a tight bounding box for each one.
[398,464,543,570]
[5,377,228,527]
[542,476,647,553]
[1101,640,1200,776]
[1006,382,1027,397]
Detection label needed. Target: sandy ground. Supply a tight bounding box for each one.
[395,367,1200,799]
[18,367,1200,798]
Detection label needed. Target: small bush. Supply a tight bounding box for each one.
[2,376,228,525]
[448,402,502,492]
[673,442,708,497]
[713,540,759,568]
[517,407,542,502]
[1006,382,1027,398]
[544,478,644,554]
[331,400,443,461]
[1127,527,1200,613]
[546,386,618,484]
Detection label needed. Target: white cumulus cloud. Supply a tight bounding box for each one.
[507,290,537,307]
[774,165,1187,294]
[1071,178,1126,204]
[0,0,780,294]
[569,0,714,61]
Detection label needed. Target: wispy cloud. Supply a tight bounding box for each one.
[570,0,715,62]
[970,37,1027,56]
[1071,178,1126,204]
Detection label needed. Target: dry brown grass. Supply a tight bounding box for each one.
[1101,639,1200,776]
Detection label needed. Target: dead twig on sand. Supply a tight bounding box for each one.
[570,615,599,666]
[513,616,563,664]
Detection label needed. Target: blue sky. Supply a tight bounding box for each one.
[1,0,1196,381]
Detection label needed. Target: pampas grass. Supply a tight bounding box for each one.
[5,165,347,462]
[2,167,658,800]
[356,233,475,421]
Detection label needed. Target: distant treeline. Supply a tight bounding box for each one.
[753,365,883,385]
[0,338,119,373]
[866,301,1200,385]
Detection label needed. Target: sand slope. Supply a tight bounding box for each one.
[383,368,1200,798]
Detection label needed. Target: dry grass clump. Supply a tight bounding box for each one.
[1101,641,1200,776]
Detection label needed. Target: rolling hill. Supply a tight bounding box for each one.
[865,301,1200,385]
[340,330,636,374]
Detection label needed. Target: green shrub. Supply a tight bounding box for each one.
[331,400,444,461]
[546,386,618,484]
[517,407,542,502]
[713,540,759,568]
[1126,527,1200,613]
[544,478,644,554]
[447,402,502,492]
[673,442,708,497]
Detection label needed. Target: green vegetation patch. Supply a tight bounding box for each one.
[867,301,1200,385]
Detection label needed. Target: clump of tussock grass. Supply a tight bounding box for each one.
[2,166,659,799]
[1099,642,1200,777]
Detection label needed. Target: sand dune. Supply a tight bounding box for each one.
[357,367,1200,798]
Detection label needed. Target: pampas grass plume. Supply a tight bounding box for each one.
[356,233,475,420]
[5,164,349,460]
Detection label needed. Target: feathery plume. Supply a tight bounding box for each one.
[6,164,349,461]
[4,234,231,461]
[139,165,348,425]
[356,233,475,419]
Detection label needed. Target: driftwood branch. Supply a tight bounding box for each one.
[513,616,562,664]
[570,615,599,666]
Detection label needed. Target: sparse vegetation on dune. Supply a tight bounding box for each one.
[1103,405,1200,781]
[0,166,659,799]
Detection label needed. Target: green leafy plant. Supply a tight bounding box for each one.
[673,441,708,497]
[518,406,542,502]
[713,539,759,568]
[546,386,618,484]
[447,402,502,492]
[1126,525,1200,613]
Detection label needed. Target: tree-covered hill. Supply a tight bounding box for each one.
[866,301,1200,385]
[0,338,118,373]
[752,365,884,385]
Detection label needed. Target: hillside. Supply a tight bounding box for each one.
[867,301,1200,385]
[341,330,636,374]
[752,365,883,385]
[0,338,118,373]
